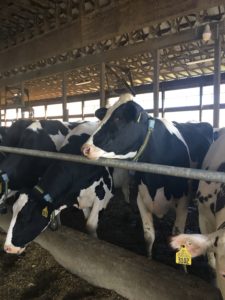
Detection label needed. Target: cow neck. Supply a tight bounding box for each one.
[33,185,54,204]
[132,118,155,162]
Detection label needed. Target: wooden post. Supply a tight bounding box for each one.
[153,49,160,117]
[100,62,106,107]
[62,73,68,122]
[213,24,221,128]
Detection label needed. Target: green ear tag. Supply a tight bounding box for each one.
[176,245,192,265]
[42,206,48,218]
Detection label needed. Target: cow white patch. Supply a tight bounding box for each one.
[5,194,28,247]
[49,130,66,151]
[27,121,42,132]
[61,122,99,148]
[159,118,191,160]
[203,134,225,170]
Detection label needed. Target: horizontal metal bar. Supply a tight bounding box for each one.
[0,146,224,184]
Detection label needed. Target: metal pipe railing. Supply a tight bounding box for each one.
[0,145,225,184]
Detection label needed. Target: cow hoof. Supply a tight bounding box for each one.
[0,206,7,214]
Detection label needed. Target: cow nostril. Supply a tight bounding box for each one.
[83,146,91,156]
[4,245,11,253]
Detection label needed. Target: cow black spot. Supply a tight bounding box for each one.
[95,181,105,200]
[214,236,219,247]
[205,181,211,185]
[218,162,225,172]
[214,189,218,195]
[199,196,205,203]
[208,194,212,198]
[103,171,111,191]
[215,187,225,213]
[210,203,215,215]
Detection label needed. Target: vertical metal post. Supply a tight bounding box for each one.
[62,72,68,122]
[44,104,47,119]
[199,84,203,122]
[21,82,25,118]
[153,49,160,117]
[100,62,106,107]
[213,24,221,128]
[82,100,84,120]
[161,89,165,118]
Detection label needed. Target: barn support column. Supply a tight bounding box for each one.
[100,62,106,108]
[153,49,160,117]
[62,72,69,122]
[161,89,165,118]
[213,24,221,128]
[21,82,25,118]
[199,84,203,122]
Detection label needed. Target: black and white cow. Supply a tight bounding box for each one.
[82,93,213,257]
[171,133,225,298]
[0,126,8,144]
[0,119,33,163]
[4,122,120,254]
[0,120,77,207]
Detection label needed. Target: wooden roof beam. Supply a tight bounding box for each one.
[1,20,225,88]
[0,0,224,72]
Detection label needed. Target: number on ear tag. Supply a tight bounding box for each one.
[42,206,48,218]
[176,245,192,265]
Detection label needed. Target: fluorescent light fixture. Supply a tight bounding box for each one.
[75,80,91,86]
[186,58,214,65]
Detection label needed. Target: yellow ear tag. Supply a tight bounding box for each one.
[176,245,192,265]
[42,206,48,218]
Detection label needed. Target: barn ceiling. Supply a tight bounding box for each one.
[0,1,225,104]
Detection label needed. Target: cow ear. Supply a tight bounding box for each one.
[95,107,107,120]
[124,102,138,122]
[170,233,210,257]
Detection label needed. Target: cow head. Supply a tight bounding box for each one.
[4,193,52,254]
[171,231,225,279]
[82,93,149,160]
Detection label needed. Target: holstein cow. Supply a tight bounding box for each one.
[171,133,225,298]
[4,122,125,254]
[0,119,33,163]
[82,93,213,257]
[0,120,77,211]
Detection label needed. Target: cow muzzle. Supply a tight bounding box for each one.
[4,244,25,255]
[81,144,104,160]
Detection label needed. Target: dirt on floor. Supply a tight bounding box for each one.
[0,229,125,300]
[0,189,215,299]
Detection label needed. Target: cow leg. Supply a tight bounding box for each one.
[172,195,189,235]
[122,184,130,203]
[199,203,216,270]
[85,200,101,238]
[138,184,155,258]
[82,207,91,220]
